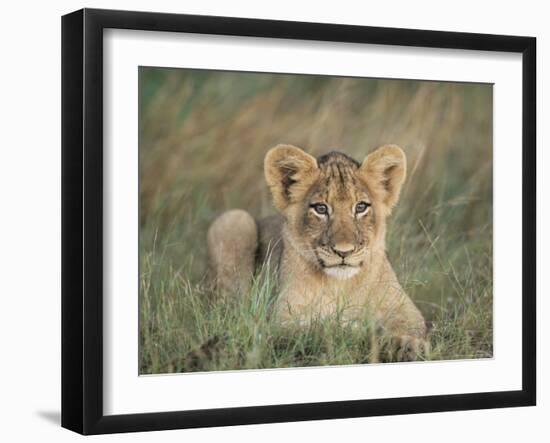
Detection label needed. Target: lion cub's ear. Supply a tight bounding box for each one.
[264,144,319,211]
[359,144,407,215]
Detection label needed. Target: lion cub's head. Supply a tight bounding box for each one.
[265,144,406,280]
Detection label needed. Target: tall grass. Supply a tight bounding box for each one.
[139,68,493,374]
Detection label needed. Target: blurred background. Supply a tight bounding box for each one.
[139,67,493,372]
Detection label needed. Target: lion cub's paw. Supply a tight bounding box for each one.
[397,335,430,361]
[390,335,430,362]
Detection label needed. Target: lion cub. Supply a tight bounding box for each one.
[207,144,428,360]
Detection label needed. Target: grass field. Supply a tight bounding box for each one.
[139,68,493,374]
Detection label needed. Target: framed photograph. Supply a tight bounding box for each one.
[61,8,536,435]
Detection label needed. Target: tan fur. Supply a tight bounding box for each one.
[207,209,258,295]
[208,144,428,361]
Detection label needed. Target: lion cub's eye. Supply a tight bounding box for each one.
[355,201,371,214]
[311,203,329,215]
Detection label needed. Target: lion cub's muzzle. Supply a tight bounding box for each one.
[315,242,365,277]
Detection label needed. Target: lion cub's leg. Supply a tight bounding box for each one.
[376,299,430,362]
[207,209,258,295]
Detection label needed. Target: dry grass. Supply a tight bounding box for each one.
[139,67,493,374]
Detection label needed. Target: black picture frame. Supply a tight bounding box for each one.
[61,8,536,435]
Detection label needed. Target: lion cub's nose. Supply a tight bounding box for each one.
[331,242,355,258]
